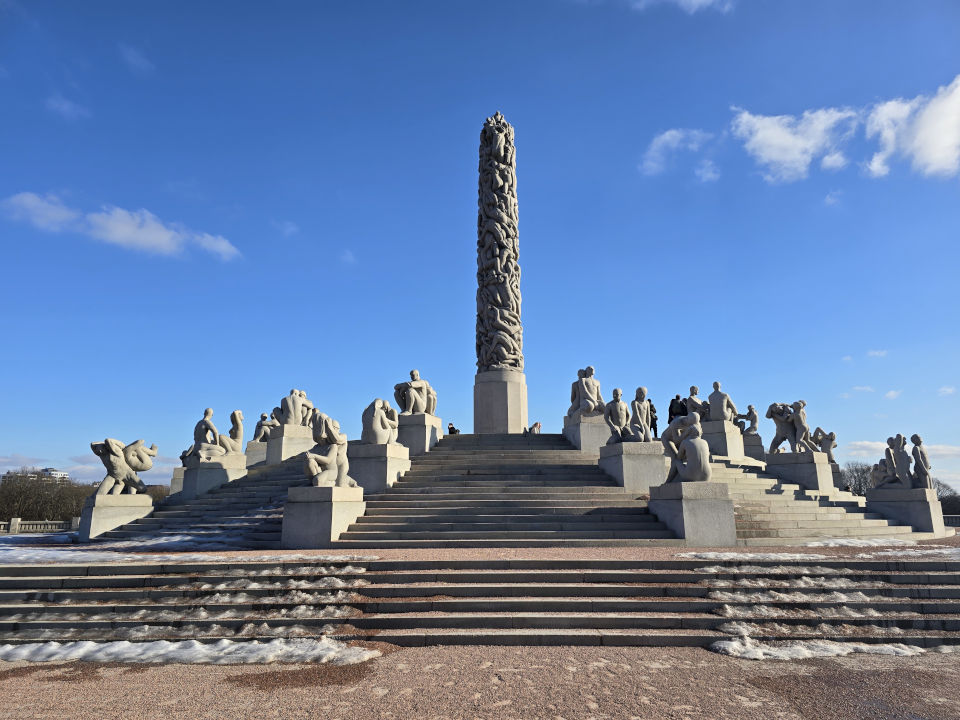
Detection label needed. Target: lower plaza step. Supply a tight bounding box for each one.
[1,557,958,649]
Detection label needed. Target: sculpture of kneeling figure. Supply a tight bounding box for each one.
[672,423,713,483]
[603,388,633,444]
[394,369,438,415]
[304,411,358,488]
[361,398,400,444]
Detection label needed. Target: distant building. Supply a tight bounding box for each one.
[1,468,72,486]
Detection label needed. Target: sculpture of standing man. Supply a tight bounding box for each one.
[394,369,438,415]
[911,434,933,489]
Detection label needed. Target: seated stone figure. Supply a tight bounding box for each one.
[911,434,933,489]
[811,426,837,464]
[876,435,913,488]
[662,412,701,483]
[253,411,280,442]
[394,369,438,415]
[217,410,244,455]
[766,403,796,454]
[603,388,632,444]
[707,381,738,422]
[673,423,713,483]
[567,369,585,417]
[574,366,604,416]
[736,405,759,435]
[361,398,400,444]
[629,386,653,443]
[180,408,226,464]
[276,389,313,426]
[870,460,888,488]
[686,386,707,417]
[92,438,157,495]
[304,412,358,488]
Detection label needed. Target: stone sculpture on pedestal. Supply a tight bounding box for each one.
[562,366,611,451]
[876,434,914,488]
[253,411,280,442]
[791,400,819,453]
[603,388,632,444]
[361,399,400,444]
[394,370,438,416]
[737,405,759,434]
[630,387,653,443]
[662,413,701,483]
[305,412,357,488]
[574,366,604,417]
[218,410,244,455]
[351,399,410,492]
[180,408,226,463]
[672,423,713,483]
[91,438,157,495]
[811,426,838,464]
[276,389,313,426]
[686,386,707,417]
[766,402,797,454]
[707,382,738,422]
[912,434,933,489]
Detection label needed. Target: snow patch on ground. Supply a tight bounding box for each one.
[680,552,829,562]
[718,621,905,637]
[708,576,875,589]
[696,564,846,575]
[717,603,888,619]
[855,547,960,560]
[709,589,882,604]
[806,538,916,547]
[711,636,958,660]
[0,637,379,664]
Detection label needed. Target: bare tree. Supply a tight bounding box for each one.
[839,461,873,496]
[0,468,95,522]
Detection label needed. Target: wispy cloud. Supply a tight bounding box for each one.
[824,190,842,206]
[694,158,720,182]
[884,389,902,399]
[45,93,90,120]
[852,386,874,393]
[939,386,956,396]
[841,355,853,363]
[629,0,733,13]
[730,106,858,183]
[2,191,240,261]
[273,220,300,237]
[929,444,960,459]
[640,128,712,176]
[845,441,885,457]
[867,349,888,357]
[119,43,155,73]
[0,453,47,469]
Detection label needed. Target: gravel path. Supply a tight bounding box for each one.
[1,644,959,719]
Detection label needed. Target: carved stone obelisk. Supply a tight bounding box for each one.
[474,112,529,434]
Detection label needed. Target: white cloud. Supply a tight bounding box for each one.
[938,386,956,396]
[730,106,858,183]
[867,349,888,357]
[845,441,885,458]
[340,249,357,264]
[273,220,300,237]
[865,74,960,178]
[45,93,90,120]
[841,355,853,362]
[640,128,712,175]
[852,386,874,393]
[1,192,80,231]
[694,158,720,182]
[821,151,848,170]
[630,0,733,13]
[928,444,960,459]
[0,453,47,470]
[884,390,902,399]
[119,44,155,73]
[839,392,851,399]
[2,192,239,261]
[824,190,842,206]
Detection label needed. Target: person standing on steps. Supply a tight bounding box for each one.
[649,401,658,439]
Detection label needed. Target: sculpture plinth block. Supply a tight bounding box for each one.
[700,420,745,459]
[78,494,154,542]
[474,369,528,434]
[281,486,366,548]
[648,481,737,547]
[245,441,267,468]
[598,442,668,494]
[397,414,443,456]
[764,451,834,494]
[562,413,611,454]
[865,487,947,535]
[178,454,247,501]
[265,424,315,465]
[170,467,184,495]
[742,434,765,462]
[347,442,411,492]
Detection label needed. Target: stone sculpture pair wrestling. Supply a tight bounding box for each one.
[871,434,932,490]
[91,438,158,495]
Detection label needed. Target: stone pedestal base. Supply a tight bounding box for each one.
[170,467,184,495]
[179,454,247,501]
[347,442,411,492]
[397,414,443,456]
[865,487,946,535]
[474,369,528,434]
[78,494,154,541]
[245,441,267,468]
[266,424,315,465]
[701,420,745,459]
[648,481,737,547]
[742,433,765,461]
[764,451,834,494]
[598,442,668,494]
[281,486,366,548]
[562,413,611,454]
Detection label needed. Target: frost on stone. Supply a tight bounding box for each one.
[805,538,916,547]
[680,552,830,562]
[709,636,951,661]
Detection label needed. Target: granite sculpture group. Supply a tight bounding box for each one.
[871,433,933,490]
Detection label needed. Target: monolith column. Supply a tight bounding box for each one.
[474,112,528,434]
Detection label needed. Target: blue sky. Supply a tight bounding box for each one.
[1,0,959,489]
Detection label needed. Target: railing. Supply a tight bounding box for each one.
[945,515,960,528]
[0,518,79,534]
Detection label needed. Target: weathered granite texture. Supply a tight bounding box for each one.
[78,493,154,541]
[599,442,668,493]
[281,486,366,548]
[648,481,737,547]
[91,438,156,495]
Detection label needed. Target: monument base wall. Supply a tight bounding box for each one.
[701,420,744,459]
[648,481,737,547]
[598,442,668,494]
[178,454,247,501]
[562,413,611,454]
[397,414,443,456]
[347,442,411,492]
[266,425,315,465]
[281,486,366,548]
[473,369,528,434]
[764,451,835,494]
[865,487,946,535]
[78,494,154,541]
[245,441,267,468]
[743,433,765,461]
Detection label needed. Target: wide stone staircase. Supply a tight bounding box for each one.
[1,556,958,649]
[334,433,679,548]
[97,456,311,549]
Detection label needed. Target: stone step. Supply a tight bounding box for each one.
[736,525,915,538]
[337,529,677,540]
[354,514,657,525]
[346,521,669,533]
[367,488,629,499]
[363,499,649,508]
[363,506,652,517]
[331,539,687,548]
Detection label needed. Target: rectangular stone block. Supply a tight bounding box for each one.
[562,413,611,454]
[178,455,247,501]
[397,413,443,456]
[281,486,366,548]
[865,487,946,535]
[78,494,154,542]
[170,467,184,495]
[265,424,315,465]
[474,369,529,434]
[742,433,765,461]
[245,441,267,468]
[598,442,668,494]
[347,441,411,492]
[700,420,745,459]
[764,451,834,494]
[648,481,737,547]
